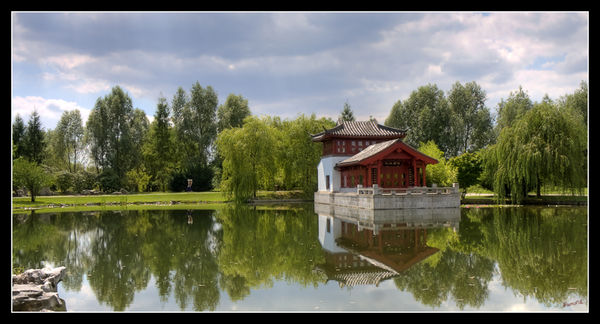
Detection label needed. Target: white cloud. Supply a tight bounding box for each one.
[12,96,91,128]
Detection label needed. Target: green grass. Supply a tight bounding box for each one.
[12,191,228,209]
[11,190,309,212]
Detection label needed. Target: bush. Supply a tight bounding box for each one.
[55,171,74,194]
[72,170,98,193]
[97,168,121,193]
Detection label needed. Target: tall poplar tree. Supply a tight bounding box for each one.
[54,110,84,172]
[12,114,26,159]
[23,110,46,165]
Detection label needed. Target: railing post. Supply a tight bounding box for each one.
[372,184,379,195]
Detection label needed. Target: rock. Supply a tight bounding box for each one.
[12,267,66,312]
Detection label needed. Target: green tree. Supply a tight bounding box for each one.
[418,140,456,187]
[558,81,587,125]
[449,152,483,197]
[339,101,355,122]
[495,85,533,132]
[86,86,141,187]
[217,94,251,133]
[385,84,453,156]
[447,81,495,156]
[143,96,175,191]
[217,116,276,202]
[12,114,26,159]
[53,110,84,173]
[13,157,52,202]
[23,110,46,164]
[486,100,586,203]
[170,83,218,184]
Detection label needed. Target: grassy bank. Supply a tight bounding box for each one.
[12,190,308,213]
[461,193,588,206]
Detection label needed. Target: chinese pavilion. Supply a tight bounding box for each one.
[311,120,438,193]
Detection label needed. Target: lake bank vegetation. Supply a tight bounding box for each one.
[13,81,587,205]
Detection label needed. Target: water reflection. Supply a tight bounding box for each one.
[12,205,587,311]
[315,203,460,289]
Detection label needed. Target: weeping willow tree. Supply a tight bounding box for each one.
[485,100,587,203]
[216,116,276,202]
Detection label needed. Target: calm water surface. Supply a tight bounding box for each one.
[12,204,587,312]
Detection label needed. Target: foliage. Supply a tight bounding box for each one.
[418,140,456,187]
[217,115,276,202]
[85,86,146,185]
[557,81,588,126]
[53,110,85,173]
[125,168,152,193]
[97,168,121,193]
[22,110,47,164]
[216,93,251,132]
[494,85,533,132]
[55,171,74,193]
[386,82,494,159]
[12,114,27,159]
[386,84,453,156]
[142,96,175,192]
[339,100,355,122]
[449,151,483,196]
[13,157,52,202]
[485,101,587,203]
[446,81,495,156]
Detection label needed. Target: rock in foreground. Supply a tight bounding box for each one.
[12,267,66,312]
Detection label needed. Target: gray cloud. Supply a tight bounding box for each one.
[12,11,588,128]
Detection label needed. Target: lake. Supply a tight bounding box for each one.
[12,204,588,312]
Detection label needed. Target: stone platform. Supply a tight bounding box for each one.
[314,184,461,210]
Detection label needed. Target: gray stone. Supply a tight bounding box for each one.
[12,267,66,312]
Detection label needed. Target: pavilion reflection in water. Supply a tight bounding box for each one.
[315,203,460,288]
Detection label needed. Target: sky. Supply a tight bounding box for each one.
[11,11,589,131]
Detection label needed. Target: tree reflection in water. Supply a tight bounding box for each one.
[12,205,587,311]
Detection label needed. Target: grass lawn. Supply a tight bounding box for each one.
[12,190,309,212]
[12,191,228,209]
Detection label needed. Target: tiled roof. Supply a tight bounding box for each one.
[336,139,400,166]
[311,121,406,142]
[335,138,438,167]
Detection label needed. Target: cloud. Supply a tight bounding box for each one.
[12,96,92,129]
[12,12,588,129]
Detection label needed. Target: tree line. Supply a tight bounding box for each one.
[384,81,587,203]
[13,80,587,204]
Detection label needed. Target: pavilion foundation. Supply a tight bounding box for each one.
[314,183,461,210]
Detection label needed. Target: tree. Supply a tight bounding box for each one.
[495,86,533,132]
[418,140,456,187]
[385,84,453,156]
[86,86,140,188]
[172,82,218,172]
[486,100,586,203]
[339,101,355,122]
[12,114,26,159]
[217,116,276,202]
[13,157,52,202]
[273,114,335,197]
[449,152,483,197]
[143,96,175,191]
[558,80,588,125]
[23,110,46,164]
[217,94,251,133]
[54,110,84,173]
[447,81,495,156]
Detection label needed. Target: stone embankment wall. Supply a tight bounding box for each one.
[315,184,460,210]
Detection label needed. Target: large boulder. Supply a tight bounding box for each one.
[12,267,66,311]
